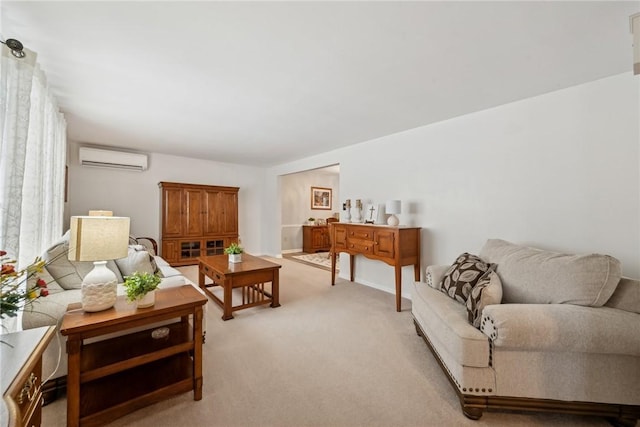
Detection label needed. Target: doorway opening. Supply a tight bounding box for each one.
[279,164,340,271]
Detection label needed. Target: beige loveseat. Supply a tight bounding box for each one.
[412,239,640,426]
[21,233,204,401]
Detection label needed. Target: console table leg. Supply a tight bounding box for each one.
[331,252,336,286]
[395,265,402,312]
[349,254,355,282]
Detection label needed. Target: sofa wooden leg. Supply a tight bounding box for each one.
[414,320,423,337]
[606,416,639,427]
[461,404,484,420]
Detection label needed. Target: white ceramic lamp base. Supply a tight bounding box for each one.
[387,214,400,226]
[81,261,117,312]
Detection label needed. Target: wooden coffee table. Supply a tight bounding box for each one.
[60,285,207,427]
[198,254,281,320]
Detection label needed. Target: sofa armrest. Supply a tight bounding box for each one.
[481,303,640,356]
[129,236,158,256]
[425,265,450,290]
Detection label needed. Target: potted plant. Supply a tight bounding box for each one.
[123,271,161,308]
[308,217,316,225]
[224,242,244,263]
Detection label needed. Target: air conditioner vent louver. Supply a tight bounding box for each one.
[79,147,148,172]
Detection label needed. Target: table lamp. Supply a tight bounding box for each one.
[385,200,401,226]
[68,215,130,312]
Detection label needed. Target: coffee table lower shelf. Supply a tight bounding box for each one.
[80,354,193,426]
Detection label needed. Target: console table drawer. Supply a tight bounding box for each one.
[348,229,373,240]
[347,239,374,254]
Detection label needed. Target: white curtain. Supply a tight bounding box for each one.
[0,45,67,267]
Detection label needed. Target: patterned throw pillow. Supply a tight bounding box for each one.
[466,270,503,328]
[440,253,495,304]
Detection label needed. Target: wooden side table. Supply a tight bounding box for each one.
[1,326,55,427]
[60,285,207,427]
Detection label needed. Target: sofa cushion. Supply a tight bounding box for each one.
[412,280,491,368]
[44,240,123,290]
[479,239,621,307]
[604,277,640,314]
[115,246,156,277]
[466,270,502,328]
[482,303,640,356]
[441,253,494,304]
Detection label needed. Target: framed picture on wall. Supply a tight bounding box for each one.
[311,186,332,210]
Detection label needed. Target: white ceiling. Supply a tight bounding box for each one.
[2,1,638,166]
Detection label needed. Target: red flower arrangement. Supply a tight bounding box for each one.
[1,250,49,319]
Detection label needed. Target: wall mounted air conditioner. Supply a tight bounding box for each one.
[79,147,148,172]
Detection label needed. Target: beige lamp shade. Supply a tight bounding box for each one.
[68,216,130,261]
[385,200,401,215]
[385,200,401,226]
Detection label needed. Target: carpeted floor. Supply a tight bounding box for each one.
[42,258,611,427]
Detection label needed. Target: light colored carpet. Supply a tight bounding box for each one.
[291,252,337,270]
[42,258,609,427]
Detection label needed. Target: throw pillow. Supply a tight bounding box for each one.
[115,247,156,277]
[466,270,503,328]
[440,253,495,304]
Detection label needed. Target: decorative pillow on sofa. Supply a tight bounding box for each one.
[127,245,159,273]
[115,246,157,277]
[466,270,502,328]
[440,253,495,304]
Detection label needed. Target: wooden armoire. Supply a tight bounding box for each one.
[159,181,239,266]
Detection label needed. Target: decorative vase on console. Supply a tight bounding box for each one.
[352,199,362,223]
[344,199,351,223]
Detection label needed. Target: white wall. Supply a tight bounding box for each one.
[67,143,266,254]
[280,168,340,251]
[265,73,640,299]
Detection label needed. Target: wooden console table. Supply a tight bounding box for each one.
[329,223,421,312]
[60,285,206,427]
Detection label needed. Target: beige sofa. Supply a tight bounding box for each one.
[412,239,640,426]
[21,233,204,401]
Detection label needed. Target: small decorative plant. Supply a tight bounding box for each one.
[123,271,161,302]
[307,217,316,225]
[224,243,244,255]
